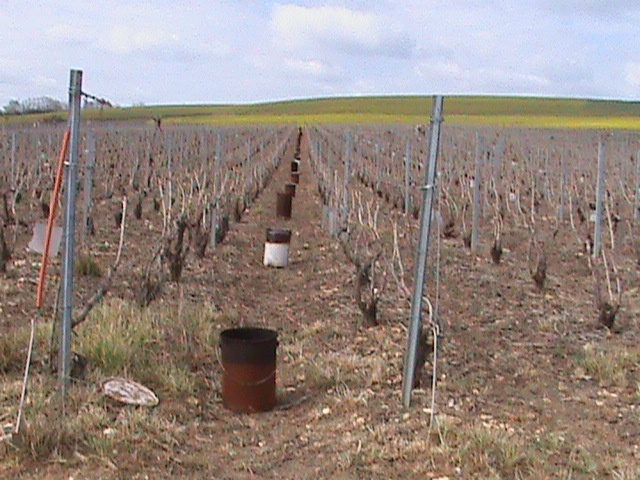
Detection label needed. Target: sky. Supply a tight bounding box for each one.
[0,0,639,107]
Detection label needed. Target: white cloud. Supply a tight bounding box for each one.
[271,4,415,59]
[283,58,334,78]
[350,79,377,95]
[534,0,640,19]
[95,17,231,64]
[415,60,551,95]
[102,26,165,54]
[46,23,90,44]
[284,58,327,77]
[625,62,640,89]
[32,75,58,88]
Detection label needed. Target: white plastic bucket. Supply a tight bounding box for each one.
[263,242,290,267]
[263,228,292,268]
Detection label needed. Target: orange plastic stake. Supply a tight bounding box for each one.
[36,130,70,308]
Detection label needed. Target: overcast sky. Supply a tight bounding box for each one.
[1,1,639,107]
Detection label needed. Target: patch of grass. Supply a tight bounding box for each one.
[455,424,535,478]
[250,204,265,215]
[336,441,386,475]
[0,322,52,374]
[352,417,540,479]
[577,342,640,388]
[611,466,640,480]
[13,377,175,462]
[531,430,569,470]
[6,377,93,460]
[538,315,558,334]
[0,328,30,374]
[303,360,340,391]
[2,300,222,464]
[76,299,222,396]
[160,302,219,367]
[568,445,600,475]
[75,252,103,277]
[76,300,158,376]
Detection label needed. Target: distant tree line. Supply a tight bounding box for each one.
[1,96,66,115]
[0,96,117,116]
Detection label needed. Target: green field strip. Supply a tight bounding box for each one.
[3,95,640,129]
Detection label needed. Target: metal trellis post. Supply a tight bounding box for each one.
[634,149,640,223]
[211,131,223,247]
[60,69,82,401]
[81,130,96,247]
[375,142,381,191]
[401,95,444,408]
[10,133,17,193]
[404,138,412,215]
[593,140,605,257]
[471,133,483,252]
[558,153,566,224]
[343,132,352,211]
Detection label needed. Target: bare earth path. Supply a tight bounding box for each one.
[182,130,384,479]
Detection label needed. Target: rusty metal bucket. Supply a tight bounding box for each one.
[284,183,296,197]
[219,327,278,413]
[276,192,292,219]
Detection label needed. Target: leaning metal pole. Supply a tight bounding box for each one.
[60,69,82,402]
[401,96,444,408]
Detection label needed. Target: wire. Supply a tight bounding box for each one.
[81,91,113,107]
[428,168,443,433]
[434,175,442,333]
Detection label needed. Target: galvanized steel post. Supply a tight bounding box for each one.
[375,142,381,191]
[593,140,606,257]
[404,138,412,215]
[60,69,82,400]
[210,131,223,247]
[401,96,444,408]
[328,139,334,183]
[81,130,96,247]
[471,133,483,252]
[558,153,566,223]
[494,135,504,193]
[343,131,352,211]
[10,133,16,192]
[634,149,640,223]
